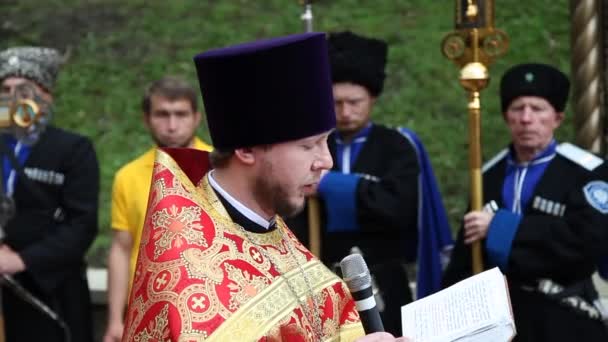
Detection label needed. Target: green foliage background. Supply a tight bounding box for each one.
[1,0,573,265]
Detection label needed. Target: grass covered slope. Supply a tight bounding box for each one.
[0,0,572,265]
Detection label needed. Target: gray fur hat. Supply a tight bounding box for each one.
[0,47,63,92]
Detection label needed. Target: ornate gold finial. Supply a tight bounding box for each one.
[466,0,479,20]
[441,0,509,274]
[459,62,489,92]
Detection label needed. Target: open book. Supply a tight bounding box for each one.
[401,267,516,342]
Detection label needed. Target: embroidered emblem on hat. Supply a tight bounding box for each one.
[525,72,534,83]
[8,56,18,66]
[583,180,608,214]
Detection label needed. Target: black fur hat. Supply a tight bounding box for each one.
[500,63,570,112]
[328,31,388,97]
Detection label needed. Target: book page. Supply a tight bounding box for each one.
[401,267,514,342]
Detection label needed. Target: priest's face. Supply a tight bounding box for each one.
[253,131,333,218]
[504,96,563,161]
[333,82,375,141]
[144,94,202,148]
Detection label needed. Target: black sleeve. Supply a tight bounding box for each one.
[444,170,608,287]
[19,137,99,291]
[356,134,419,234]
[441,226,472,287]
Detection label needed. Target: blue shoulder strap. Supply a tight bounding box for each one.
[398,127,454,299]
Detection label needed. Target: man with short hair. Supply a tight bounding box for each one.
[122,32,409,341]
[0,46,99,342]
[103,76,212,342]
[443,63,608,341]
[288,31,453,336]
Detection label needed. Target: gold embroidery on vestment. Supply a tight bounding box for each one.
[127,150,365,340]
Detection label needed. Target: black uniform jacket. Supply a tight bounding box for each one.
[288,124,419,336]
[290,124,419,264]
[443,149,608,341]
[3,125,99,342]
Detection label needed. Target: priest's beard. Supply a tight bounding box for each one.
[253,162,304,219]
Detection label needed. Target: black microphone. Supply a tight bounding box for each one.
[340,253,384,333]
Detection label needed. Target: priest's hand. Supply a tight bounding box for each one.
[0,244,26,275]
[463,210,494,244]
[354,332,412,341]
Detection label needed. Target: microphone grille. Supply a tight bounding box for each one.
[340,253,372,292]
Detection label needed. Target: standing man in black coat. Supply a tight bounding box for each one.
[443,63,608,341]
[0,47,99,342]
[288,31,423,336]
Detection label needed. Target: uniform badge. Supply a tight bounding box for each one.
[583,181,608,214]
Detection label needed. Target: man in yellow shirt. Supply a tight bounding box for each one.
[102,76,212,342]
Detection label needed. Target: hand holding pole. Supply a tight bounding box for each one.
[441,0,509,274]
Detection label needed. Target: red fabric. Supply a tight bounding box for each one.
[122,149,361,341]
[160,147,210,185]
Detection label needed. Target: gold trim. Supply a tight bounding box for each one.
[209,260,341,341]
[134,151,363,340]
[328,322,365,342]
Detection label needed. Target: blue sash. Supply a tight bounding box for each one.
[398,127,454,299]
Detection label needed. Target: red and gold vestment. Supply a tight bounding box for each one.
[122,148,364,341]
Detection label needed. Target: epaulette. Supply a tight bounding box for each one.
[482,148,508,173]
[556,142,604,171]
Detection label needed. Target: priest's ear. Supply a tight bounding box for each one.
[235,144,273,166]
[234,147,256,165]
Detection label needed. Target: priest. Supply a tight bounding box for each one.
[121,32,410,342]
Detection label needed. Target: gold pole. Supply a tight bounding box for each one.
[0,319,4,342]
[0,287,4,342]
[298,0,322,257]
[461,63,489,274]
[307,197,322,258]
[442,0,508,274]
[0,234,5,341]
[467,89,484,273]
[570,0,605,154]
[0,315,4,342]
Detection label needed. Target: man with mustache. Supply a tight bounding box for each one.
[443,63,608,341]
[288,31,453,336]
[0,46,99,342]
[121,32,410,341]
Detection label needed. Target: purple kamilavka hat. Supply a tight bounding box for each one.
[194,32,336,149]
